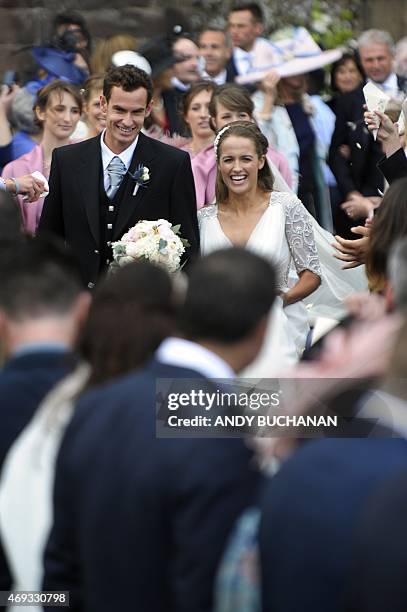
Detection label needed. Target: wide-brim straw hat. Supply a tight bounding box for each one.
[236,26,343,85]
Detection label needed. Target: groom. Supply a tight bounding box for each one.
[38,65,199,288]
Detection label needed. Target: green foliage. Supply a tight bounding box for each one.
[189,0,361,49]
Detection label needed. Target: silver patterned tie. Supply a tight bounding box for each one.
[106,156,127,200]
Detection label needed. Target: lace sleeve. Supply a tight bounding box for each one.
[284,195,322,277]
[197,204,217,231]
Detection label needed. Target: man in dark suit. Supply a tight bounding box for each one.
[161,36,202,135]
[259,309,407,612]
[199,28,236,85]
[43,248,277,612]
[329,29,407,237]
[39,65,199,288]
[226,3,265,80]
[0,236,88,592]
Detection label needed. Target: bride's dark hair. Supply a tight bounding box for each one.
[215,121,274,203]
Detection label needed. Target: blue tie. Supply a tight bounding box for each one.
[106,156,126,200]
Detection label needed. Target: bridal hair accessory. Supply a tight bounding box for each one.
[214,125,232,157]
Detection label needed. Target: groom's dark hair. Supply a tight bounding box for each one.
[103,64,153,105]
[179,247,276,342]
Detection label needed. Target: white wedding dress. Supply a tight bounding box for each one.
[199,191,321,375]
[198,191,367,377]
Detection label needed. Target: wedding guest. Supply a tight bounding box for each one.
[226,3,268,80]
[333,112,407,269]
[258,386,407,612]
[180,81,216,156]
[52,11,92,53]
[0,261,177,601]
[0,236,88,595]
[0,87,40,171]
[328,52,364,114]
[343,303,407,612]
[395,36,407,78]
[365,177,407,293]
[364,108,407,183]
[199,28,234,85]
[162,35,202,134]
[81,75,105,139]
[346,464,407,612]
[254,70,335,228]
[2,80,82,234]
[43,248,275,612]
[328,30,407,237]
[139,36,186,134]
[192,83,292,208]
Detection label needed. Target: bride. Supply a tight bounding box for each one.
[198,121,322,375]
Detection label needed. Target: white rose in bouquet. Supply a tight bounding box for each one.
[111,219,189,273]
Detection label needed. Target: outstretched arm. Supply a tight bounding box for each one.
[332,225,370,269]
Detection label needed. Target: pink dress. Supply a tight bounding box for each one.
[2,145,45,235]
[191,144,293,209]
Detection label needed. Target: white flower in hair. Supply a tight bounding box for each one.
[214,125,232,156]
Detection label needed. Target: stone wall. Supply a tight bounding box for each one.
[361,0,407,43]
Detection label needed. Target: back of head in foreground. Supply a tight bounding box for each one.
[0,236,87,357]
[365,177,407,293]
[178,247,276,372]
[78,260,177,388]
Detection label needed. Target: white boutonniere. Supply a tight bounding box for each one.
[129,164,150,196]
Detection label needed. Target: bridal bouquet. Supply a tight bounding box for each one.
[111,219,188,273]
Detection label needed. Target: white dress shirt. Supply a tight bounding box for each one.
[368,72,399,97]
[233,38,279,75]
[233,47,255,76]
[170,77,190,92]
[202,69,228,85]
[156,337,235,379]
[100,130,139,191]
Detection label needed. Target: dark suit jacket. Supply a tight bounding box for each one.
[347,467,407,612]
[43,359,261,612]
[259,432,407,612]
[225,56,239,82]
[162,87,186,135]
[328,84,385,199]
[377,147,407,184]
[0,350,73,598]
[38,132,199,287]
